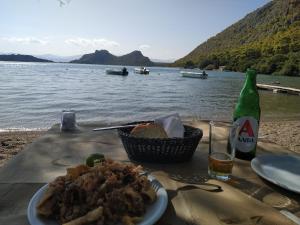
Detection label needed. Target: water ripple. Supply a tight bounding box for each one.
[1,62,299,129]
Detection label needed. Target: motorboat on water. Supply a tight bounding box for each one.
[106,67,128,76]
[134,67,149,75]
[180,71,208,79]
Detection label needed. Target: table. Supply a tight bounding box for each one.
[0,121,299,225]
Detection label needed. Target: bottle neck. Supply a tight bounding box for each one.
[244,70,257,90]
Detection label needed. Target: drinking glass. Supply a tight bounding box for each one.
[208,121,239,181]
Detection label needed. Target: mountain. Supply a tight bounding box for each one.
[118,51,155,66]
[34,54,82,62]
[174,0,300,76]
[71,50,118,64]
[70,50,155,66]
[0,54,53,63]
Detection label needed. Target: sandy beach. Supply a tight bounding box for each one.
[0,131,45,168]
[259,120,300,153]
[0,120,299,168]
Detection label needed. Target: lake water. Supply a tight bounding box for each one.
[0,62,299,130]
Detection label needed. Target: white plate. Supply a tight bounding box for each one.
[251,154,300,194]
[27,175,168,225]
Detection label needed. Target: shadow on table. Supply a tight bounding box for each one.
[168,174,223,193]
[228,176,300,213]
[138,151,223,193]
[155,199,194,225]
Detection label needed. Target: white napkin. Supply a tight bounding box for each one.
[155,113,184,138]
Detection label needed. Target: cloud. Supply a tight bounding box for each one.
[65,38,120,48]
[139,44,150,50]
[1,37,48,45]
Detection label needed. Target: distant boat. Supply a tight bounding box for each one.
[181,71,208,79]
[134,67,149,75]
[271,81,280,85]
[106,67,128,76]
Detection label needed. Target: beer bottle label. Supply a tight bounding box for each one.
[234,117,258,153]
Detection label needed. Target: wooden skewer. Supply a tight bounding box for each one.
[93,124,137,131]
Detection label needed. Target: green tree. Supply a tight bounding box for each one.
[279,58,299,76]
[184,60,195,69]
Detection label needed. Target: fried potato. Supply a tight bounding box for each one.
[62,206,103,225]
[36,188,55,217]
[122,215,143,225]
[66,164,89,180]
[37,160,156,225]
[142,186,156,203]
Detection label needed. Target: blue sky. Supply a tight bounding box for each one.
[0,0,270,60]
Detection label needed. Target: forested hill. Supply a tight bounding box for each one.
[0,54,52,63]
[174,0,300,76]
[70,50,155,66]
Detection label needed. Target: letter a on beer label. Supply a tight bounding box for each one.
[235,117,258,152]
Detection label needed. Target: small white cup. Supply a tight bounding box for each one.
[60,110,77,132]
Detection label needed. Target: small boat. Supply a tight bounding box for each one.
[106,67,128,76]
[271,81,280,85]
[134,67,149,75]
[181,71,208,79]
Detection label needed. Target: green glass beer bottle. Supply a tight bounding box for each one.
[229,69,261,160]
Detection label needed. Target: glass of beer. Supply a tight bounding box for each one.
[208,121,240,181]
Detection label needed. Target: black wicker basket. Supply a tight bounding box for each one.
[118,121,203,163]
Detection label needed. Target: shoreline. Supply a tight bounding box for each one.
[0,128,48,133]
[1,115,299,133]
[0,120,299,168]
